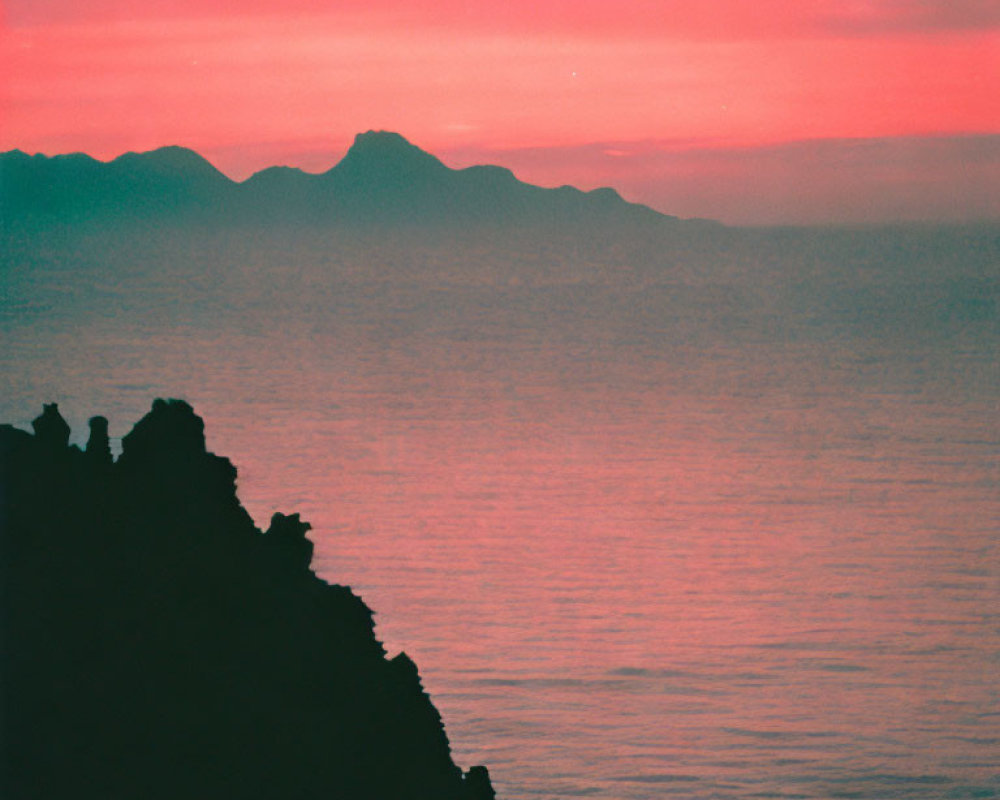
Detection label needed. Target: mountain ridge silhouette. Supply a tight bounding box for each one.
[1,130,685,227]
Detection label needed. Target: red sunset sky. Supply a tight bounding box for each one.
[2,0,998,224]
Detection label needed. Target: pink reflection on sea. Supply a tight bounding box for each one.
[3,234,997,798]
[210,351,997,800]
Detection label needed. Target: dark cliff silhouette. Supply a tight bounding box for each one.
[0,130,672,228]
[0,400,497,800]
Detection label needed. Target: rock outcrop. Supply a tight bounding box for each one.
[0,399,496,800]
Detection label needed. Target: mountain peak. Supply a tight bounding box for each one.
[348,130,424,157]
[332,130,447,180]
[352,130,412,149]
[111,146,230,181]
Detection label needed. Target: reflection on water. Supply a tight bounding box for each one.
[2,225,997,798]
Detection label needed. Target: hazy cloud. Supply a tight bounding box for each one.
[818,0,1000,34]
[7,0,999,38]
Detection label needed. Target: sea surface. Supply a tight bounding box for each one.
[2,223,998,798]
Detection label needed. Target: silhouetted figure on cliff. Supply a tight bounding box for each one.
[0,400,498,800]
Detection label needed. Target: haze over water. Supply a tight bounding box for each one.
[2,223,997,799]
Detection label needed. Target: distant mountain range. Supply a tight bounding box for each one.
[1,130,680,227]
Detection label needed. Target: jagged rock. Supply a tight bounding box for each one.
[264,511,315,572]
[465,766,498,800]
[119,397,206,462]
[0,400,498,800]
[30,402,70,449]
[85,415,112,465]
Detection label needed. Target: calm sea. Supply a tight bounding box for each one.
[2,224,997,799]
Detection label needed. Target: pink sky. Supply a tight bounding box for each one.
[2,0,998,223]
